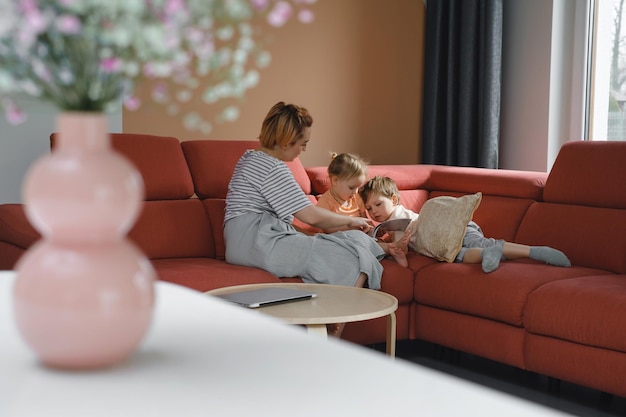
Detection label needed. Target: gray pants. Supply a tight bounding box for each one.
[455,221,505,262]
[225,212,385,289]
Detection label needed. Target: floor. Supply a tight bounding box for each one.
[369,340,626,417]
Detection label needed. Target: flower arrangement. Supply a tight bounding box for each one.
[0,0,315,132]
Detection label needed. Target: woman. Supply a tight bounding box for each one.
[224,102,385,291]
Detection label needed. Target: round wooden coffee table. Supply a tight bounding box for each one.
[206,283,398,357]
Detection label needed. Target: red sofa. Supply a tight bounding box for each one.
[1,135,626,399]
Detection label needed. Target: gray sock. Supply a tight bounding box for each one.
[481,245,503,273]
[529,246,571,267]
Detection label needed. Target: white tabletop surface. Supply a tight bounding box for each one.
[0,271,573,417]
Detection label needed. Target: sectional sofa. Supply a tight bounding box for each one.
[1,134,626,399]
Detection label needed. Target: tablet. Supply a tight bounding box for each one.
[215,287,317,308]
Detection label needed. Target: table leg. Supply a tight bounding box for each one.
[306,324,328,339]
[386,313,397,358]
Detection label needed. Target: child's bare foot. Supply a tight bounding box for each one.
[388,243,408,267]
[398,231,411,252]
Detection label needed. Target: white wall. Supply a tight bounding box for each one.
[0,98,122,204]
[500,0,589,172]
[500,0,553,172]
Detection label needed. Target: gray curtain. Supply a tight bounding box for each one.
[421,0,503,168]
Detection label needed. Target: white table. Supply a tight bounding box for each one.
[0,271,574,417]
[206,283,398,356]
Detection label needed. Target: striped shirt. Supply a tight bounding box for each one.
[224,150,312,224]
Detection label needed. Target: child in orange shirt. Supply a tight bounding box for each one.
[316,153,409,266]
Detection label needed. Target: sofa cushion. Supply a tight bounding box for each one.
[413,304,527,368]
[379,258,414,304]
[525,274,626,352]
[153,257,282,292]
[543,141,626,209]
[182,140,311,199]
[413,192,482,263]
[0,204,39,250]
[202,199,227,260]
[414,260,599,326]
[0,242,25,270]
[129,199,214,260]
[51,133,195,201]
[406,252,439,273]
[516,202,626,274]
[524,334,626,400]
[305,166,331,195]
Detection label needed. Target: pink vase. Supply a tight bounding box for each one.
[13,112,156,369]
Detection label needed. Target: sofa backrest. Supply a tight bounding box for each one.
[110,134,196,200]
[28,135,626,272]
[307,163,545,243]
[60,133,213,260]
[426,165,547,200]
[0,204,39,269]
[130,199,215,259]
[425,166,547,243]
[543,141,626,209]
[516,141,626,273]
[51,133,195,201]
[181,140,311,199]
[306,164,432,226]
[306,164,434,195]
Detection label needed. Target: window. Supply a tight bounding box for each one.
[589,0,626,140]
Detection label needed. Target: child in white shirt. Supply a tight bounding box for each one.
[360,176,571,273]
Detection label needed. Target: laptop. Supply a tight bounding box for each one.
[215,287,317,308]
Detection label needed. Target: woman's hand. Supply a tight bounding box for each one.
[295,205,372,232]
[347,216,373,234]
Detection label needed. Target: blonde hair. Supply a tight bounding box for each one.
[258,101,313,149]
[359,176,400,204]
[327,152,368,181]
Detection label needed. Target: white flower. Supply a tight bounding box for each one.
[0,0,315,131]
[55,14,82,34]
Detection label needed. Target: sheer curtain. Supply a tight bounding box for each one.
[421,0,503,168]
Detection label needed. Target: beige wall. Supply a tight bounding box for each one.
[123,0,425,167]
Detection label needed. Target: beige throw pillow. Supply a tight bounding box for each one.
[412,192,482,263]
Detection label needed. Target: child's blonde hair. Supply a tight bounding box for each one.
[359,176,400,204]
[327,152,368,181]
